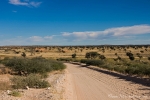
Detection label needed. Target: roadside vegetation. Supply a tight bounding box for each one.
[81,58,150,77]
[0,57,66,90]
[80,52,150,78]
[0,45,150,89]
[2,57,66,75]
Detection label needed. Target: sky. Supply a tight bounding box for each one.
[0,0,150,46]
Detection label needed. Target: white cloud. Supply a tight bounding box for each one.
[9,0,42,7]
[29,1,42,7]
[62,25,150,40]
[44,36,53,40]
[29,35,54,42]
[29,36,43,42]
[9,0,29,6]
[105,25,150,36]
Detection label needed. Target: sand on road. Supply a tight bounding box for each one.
[63,63,150,100]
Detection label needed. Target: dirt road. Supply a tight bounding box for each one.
[64,63,150,100]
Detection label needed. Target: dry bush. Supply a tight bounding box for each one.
[11,74,50,89]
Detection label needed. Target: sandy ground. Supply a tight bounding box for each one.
[63,63,150,100]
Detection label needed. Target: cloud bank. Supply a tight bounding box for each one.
[9,0,42,7]
[62,25,150,41]
[1,24,150,45]
[29,36,53,42]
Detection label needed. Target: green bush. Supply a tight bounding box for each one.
[81,58,150,77]
[114,66,126,74]
[103,64,115,71]
[72,53,76,58]
[81,59,104,66]
[11,74,50,89]
[85,52,99,59]
[11,76,26,89]
[148,57,150,61]
[2,57,66,75]
[125,63,150,76]
[57,58,73,62]
[10,91,21,97]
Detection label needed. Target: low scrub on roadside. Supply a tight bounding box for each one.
[11,74,50,89]
[2,57,66,75]
[80,59,150,77]
[57,58,73,62]
[81,59,104,66]
[0,57,65,89]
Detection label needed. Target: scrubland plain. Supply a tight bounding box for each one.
[0,45,150,100]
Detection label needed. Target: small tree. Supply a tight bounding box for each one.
[72,53,76,58]
[90,52,99,59]
[85,52,90,59]
[85,52,99,59]
[129,56,134,61]
[148,57,150,61]
[126,52,133,57]
[117,56,121,62]
[21,52,26,58]
[136,53,142,62]
[30,48,35,56]
[99,55,106,60]
[140,50,144,53]
[126,52,134,61]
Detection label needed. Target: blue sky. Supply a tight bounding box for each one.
[0,0,150,45]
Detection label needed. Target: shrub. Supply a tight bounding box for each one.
[57,58,72,62]
[148,57,150,61]
[126,52,134,61]
[2,57,66,75]
[21,52,26,58]
[25,74,50,88]
[10,91,21,97]
[99,55,106,60]
[103,64,114,71]
[72,53,76,58]
[125,63,150,76]
[85,52,99,59]
[81,59,104,66]
[11,74,50,89]
[11,76,26,89]
[126,52,133,57]
[114,66,126,74]
[145,67,150,77]
[129,56,134,61]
